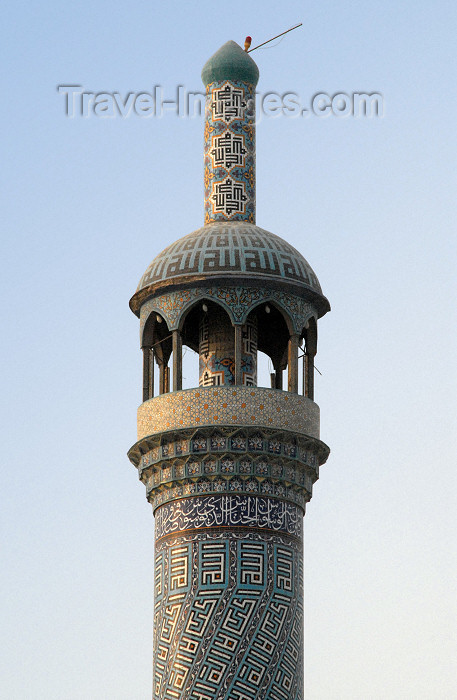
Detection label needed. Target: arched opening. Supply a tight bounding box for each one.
[142,313,172,399]
[247,303,289,389]
[182,299,257,387]
[179,302,201,390]
[140,300,317,398]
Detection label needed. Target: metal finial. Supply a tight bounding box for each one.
[248,22,303,53]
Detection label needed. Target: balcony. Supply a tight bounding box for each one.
[137,385,320,441]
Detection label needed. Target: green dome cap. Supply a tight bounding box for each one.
[202,40,259,86]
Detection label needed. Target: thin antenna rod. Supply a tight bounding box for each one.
[248,22,303,53]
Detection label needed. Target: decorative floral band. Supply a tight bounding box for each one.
[139,285,317,336]
[137,386,320,441]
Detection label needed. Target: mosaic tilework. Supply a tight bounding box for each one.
[139,284,318,338]
[199,315,257,387]
[138,429,320,468]
[198,352,256,387]
[153,529,303,699]
[128,425,328,512]
[137,386,320,441]
[204,80,255,223]
[155,494,303,539]
[135,223,325,297]
[147,477,309,512]
[153,470,307,505]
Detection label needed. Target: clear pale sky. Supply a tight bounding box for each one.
[1,1,456,698]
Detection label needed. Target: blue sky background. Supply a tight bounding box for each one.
[1,1,456,698]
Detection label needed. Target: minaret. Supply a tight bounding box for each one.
[128,40,330,700]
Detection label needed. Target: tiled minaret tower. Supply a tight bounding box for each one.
[128,41,330,699]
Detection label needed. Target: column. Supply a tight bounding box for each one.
[172,330,182,392]
[288,335,299,393]
[142,346,151,402]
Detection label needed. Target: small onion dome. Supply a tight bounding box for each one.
[201,40,259,87]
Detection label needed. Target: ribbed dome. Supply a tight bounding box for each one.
[131,222,329,316]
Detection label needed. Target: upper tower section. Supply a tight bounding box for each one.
[202,41,259,224]
[129,40,330,320]
[129,38,331,515]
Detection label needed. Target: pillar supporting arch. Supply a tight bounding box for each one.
[303,317,317,400]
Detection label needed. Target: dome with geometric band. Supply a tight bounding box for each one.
[131,221,330,316]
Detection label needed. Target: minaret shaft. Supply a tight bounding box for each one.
[129,40,330,700]
[203,41,258,224]
[204,81,256,223]
[199,306,257,387]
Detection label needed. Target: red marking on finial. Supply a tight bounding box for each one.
[244,36,252,52]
